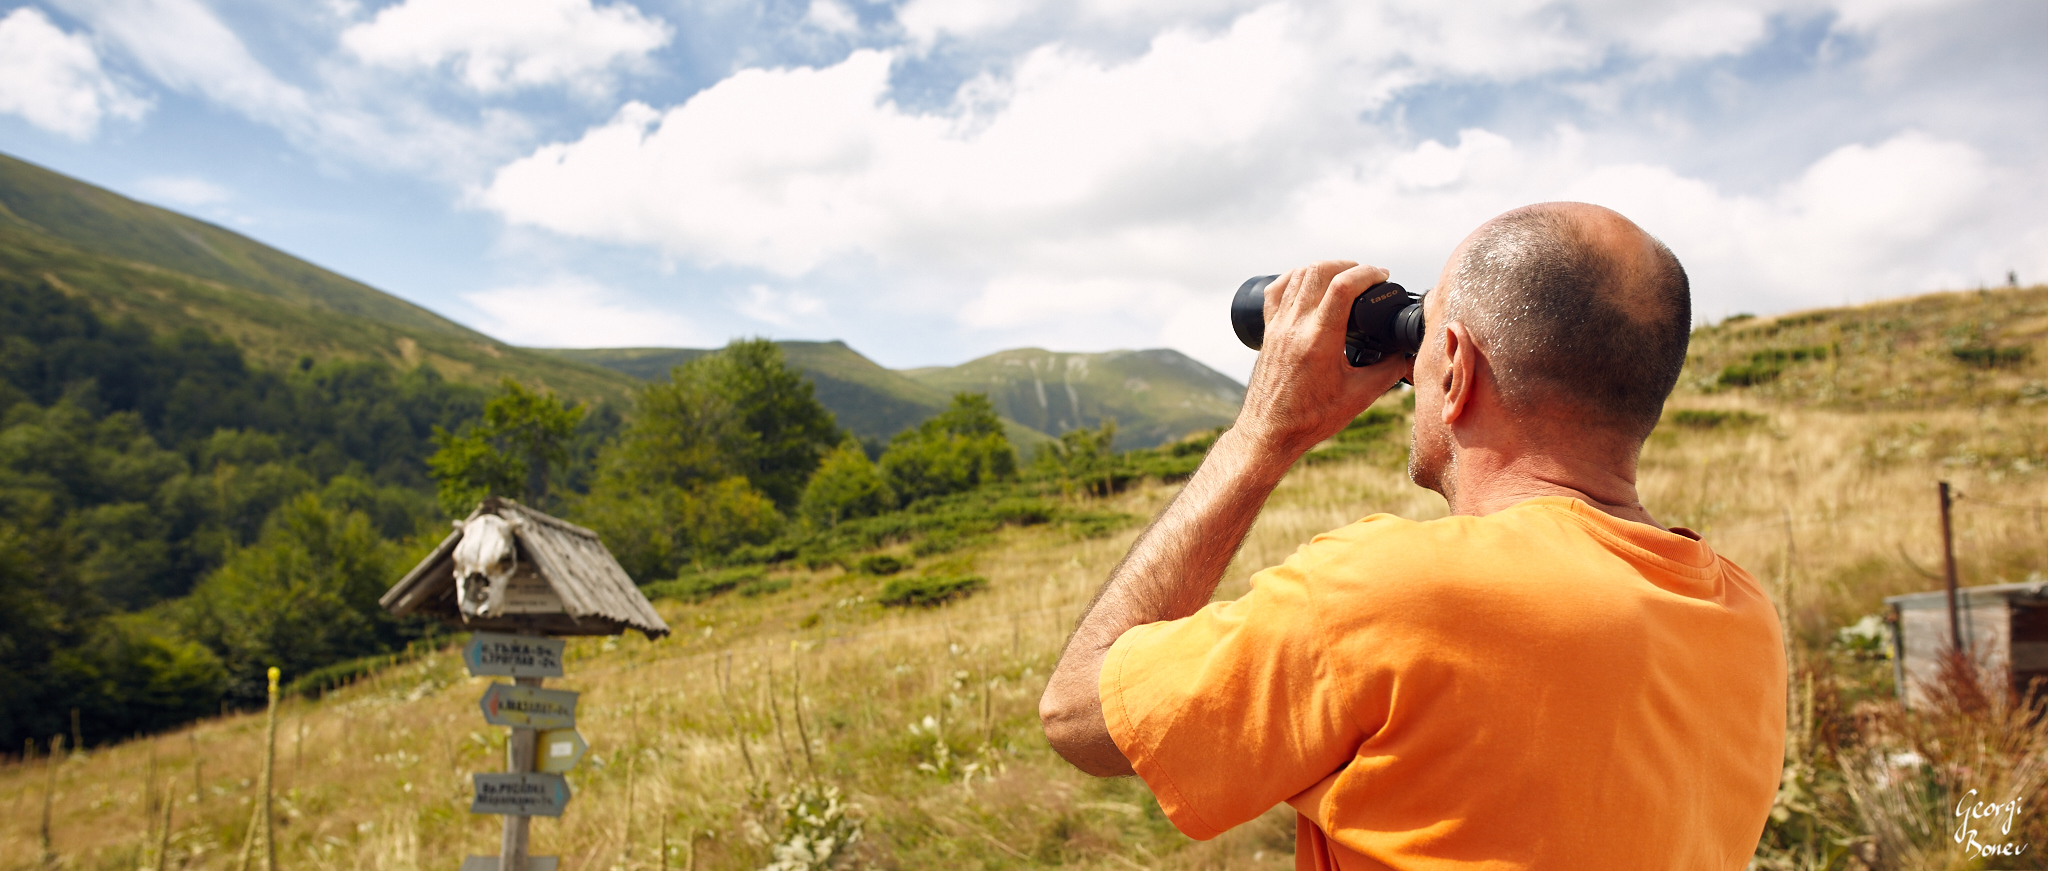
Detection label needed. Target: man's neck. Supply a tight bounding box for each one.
[1442,445,1661,530]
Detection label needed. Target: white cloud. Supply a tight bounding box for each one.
[473,1,2048,375]
[462,276,707,346]
[341,0,672,94]
[53,0,539,180]
[1629,5,1768,60]
[897,0,1024,47]
[481,8,1320,276]
[0,6,148,138]
[54,0,310,121]
[735,284,828,327]
[133,174,231,206]
[805,0,859,34]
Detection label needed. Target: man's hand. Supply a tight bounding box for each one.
[1040,260,1411,777]
[1239,261,1414,455]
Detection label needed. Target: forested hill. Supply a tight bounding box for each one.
[0,152,636,405]
[551,343,1247,450]
[544,342,1054,451]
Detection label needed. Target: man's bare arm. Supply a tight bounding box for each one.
[1037,426,1302,775]
[1039,261,1413,776]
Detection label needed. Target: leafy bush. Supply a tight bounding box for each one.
[1717,346,1832,388]
[854,554,908,575]
[1670,409,1769,430]
[1951,345,2030,369]
[1031,419,1137,496]
[578,476,781,582]
[878,575,987,608]
[800,439,895,528]
[1303,408,1407,466]
[879,394,1018,503]
[645,566,768,603]
[739,576,792,597]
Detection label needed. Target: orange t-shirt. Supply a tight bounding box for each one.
[1100,497,1786,870]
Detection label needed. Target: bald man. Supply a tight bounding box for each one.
[1040,203,1785,869]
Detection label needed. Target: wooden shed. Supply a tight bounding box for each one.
[1886,581,2048,707]
[380,497,670,639]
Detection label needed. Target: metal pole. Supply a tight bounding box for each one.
[1940,481,1963,655]
[500,675,541,871]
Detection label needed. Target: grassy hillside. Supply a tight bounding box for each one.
[0,152,637,406]
[12,286,2048,870]
[902,348,1245,450]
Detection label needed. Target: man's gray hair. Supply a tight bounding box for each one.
[1441,208,1691,438]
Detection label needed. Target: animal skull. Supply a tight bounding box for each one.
[453,514,519,619]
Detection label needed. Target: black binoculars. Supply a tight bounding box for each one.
[1230,275,1426,367]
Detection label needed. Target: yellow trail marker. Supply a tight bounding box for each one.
[535,729,588,774]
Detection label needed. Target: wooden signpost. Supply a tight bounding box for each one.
[379,498,670,871]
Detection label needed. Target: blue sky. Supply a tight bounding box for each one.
[1,0,2042,380]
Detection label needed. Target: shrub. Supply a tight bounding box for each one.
[854,554,908,575]
[1303,408,1407,467]
[738,576,791,598]
[645,566,767,602]
[878,575,987,608]
[1717,346,1832,388]
[577,476,782,582]
[799,439,895,528]
[1031,419,1139,496]
[1670,409,1768,430]
[879,394,1018,503]
[1951,345,2030,369]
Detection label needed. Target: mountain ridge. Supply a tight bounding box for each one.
[0,151,640,406]
[548,342,1247,450]
[0,150,1245,448]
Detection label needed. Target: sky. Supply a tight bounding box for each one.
[0,0,2042,381]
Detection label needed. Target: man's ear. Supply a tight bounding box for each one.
[1440,322,1476,426]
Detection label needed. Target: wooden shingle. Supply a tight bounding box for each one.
[380,497,670,639]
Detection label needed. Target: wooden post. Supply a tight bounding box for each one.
[500,674,542,871]
[1940,481,1963,655]
[144,740,159,871]
[154,771,175,871]
[39,734,60,869]
[239,667,280,871]
[189,733,204,811]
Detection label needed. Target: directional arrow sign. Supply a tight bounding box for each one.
[463,633,564,678]
[471,772,572,817]
[478,684,578,730]
[535,729,588,774]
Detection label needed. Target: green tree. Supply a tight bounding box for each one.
[1031,418,1130,496]
[176,494,414,704]
[879,393,1018,503]
[427,379,584,516]
[693,339,844,510]
[574,353,789,580]
[799,438,896,527]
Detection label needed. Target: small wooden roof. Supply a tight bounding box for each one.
[1886,580,2048,610]
[380,497,670,640]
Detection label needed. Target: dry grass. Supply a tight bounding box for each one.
[13,287,2048,870]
